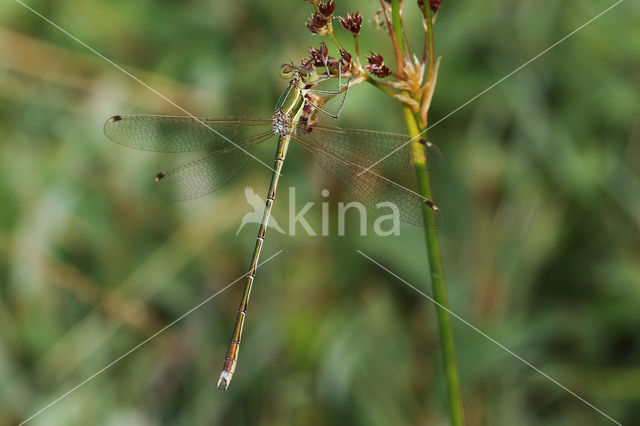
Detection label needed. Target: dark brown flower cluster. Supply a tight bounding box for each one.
[338,11,362,35]
[306,0,335,34]
[317,0,335,17]
[302,0,444,128]
[365,52,391,78]
[306,12,328,34]
[309,42,351,75]
[339,49,352,68]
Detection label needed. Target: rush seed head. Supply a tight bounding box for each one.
[317,0,335,17]
[307,12,329,34]
[338,11,363,35]
[309,42,334,69]
[340,49,352,66]
[319,41,329,59]
[309,46,324,66]
[365,52,391,78]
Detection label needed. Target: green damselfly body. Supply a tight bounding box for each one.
[104,62,442,391]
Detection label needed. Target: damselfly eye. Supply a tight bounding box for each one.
[279,64,294,78]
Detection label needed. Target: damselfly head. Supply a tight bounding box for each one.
[279,63,295,79]
[280,62,318,84]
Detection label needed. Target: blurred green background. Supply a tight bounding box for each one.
[1,0,639,425]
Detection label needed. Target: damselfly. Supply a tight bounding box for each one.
[104,63,442,391]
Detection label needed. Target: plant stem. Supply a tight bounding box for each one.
[384,0,405,76]
[327,32,344,52]
[425,5,435,81]
[390,0,404,54]
[403,106,465,426]
[353,35,361,66]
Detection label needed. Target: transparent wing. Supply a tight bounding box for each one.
[293,122,442,172]
[292,136,443,228]
[154,135,272,201]
[104,115,273,152]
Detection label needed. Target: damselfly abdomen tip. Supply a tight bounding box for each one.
[217,372,231,391]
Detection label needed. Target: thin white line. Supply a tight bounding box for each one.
[357,250,623,426]
[18,250,284,426]
[13,0,278,174]
[357,0,624,175]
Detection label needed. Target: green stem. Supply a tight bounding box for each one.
[327,31,344,52]
[390,0,405,53]
[425,6,435,81]
[402,107,465,426]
